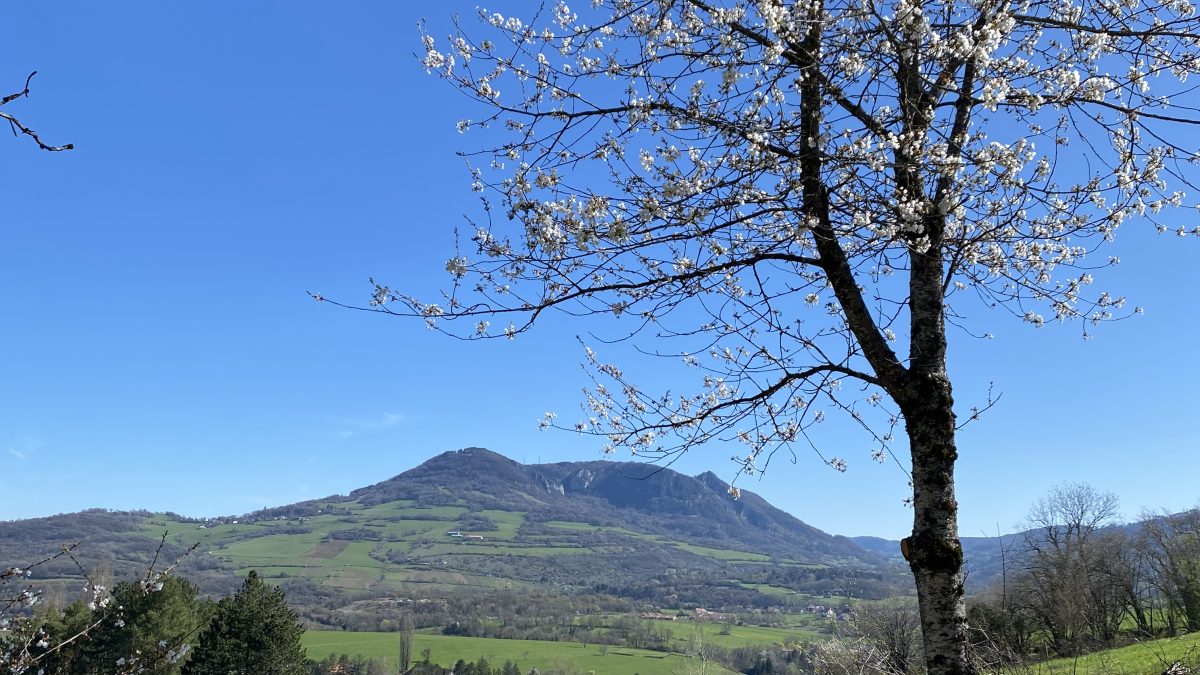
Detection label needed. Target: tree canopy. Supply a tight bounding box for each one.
[385,0,1200,464]
[342,0,1200,672]
[20,576,207,675]
[183,571,306,675]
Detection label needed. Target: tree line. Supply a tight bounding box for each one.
[968,484,1200,667]
[823,485,1200,674]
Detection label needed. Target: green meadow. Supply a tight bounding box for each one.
[302,631,735,674]
[669,622,826,650]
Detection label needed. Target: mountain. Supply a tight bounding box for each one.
[344,448,873,561]
[1,448,907,625]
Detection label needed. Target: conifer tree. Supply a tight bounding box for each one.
[183,571,305,675]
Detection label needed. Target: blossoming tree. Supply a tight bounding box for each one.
[351,1,1200,671]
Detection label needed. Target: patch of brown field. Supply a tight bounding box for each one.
[308,539,351,558]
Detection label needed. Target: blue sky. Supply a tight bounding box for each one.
[0,3,1196,540]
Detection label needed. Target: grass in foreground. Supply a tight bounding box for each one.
[1023,632,1200,674]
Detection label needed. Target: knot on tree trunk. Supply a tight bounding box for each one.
[907,528,964,573]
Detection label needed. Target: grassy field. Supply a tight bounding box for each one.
[303,630,734,674]
[136,503,832,604]
[544,521,783,564]
[663,622,826,650]
[737,583,799,601]
[1028,633,1200,674]
[671,543,772,563]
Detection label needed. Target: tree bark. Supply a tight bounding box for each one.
[795,0,974,667]
[899,231,973,674]
[903,374,972,675]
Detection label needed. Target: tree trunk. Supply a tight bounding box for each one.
[1181,583,1200,633]
[1128,584,1151,636]
[903,374,973,675]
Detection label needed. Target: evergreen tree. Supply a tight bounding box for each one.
[183,571,306,675]
[34,577,208,675]
[106,577,210,674]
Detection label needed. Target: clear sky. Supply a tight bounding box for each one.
[1,3,1196,540]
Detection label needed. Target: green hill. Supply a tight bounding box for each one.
[1,448,905,623]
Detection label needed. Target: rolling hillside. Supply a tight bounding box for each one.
[1,448,904,620]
